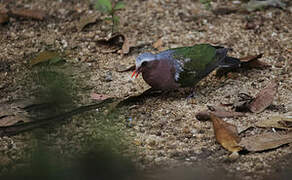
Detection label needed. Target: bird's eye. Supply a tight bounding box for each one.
[141,61,148,66]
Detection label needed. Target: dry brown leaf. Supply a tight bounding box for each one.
[0,101,31,127]
[152,37,163,51]
[209,106,246,118]
[240,132,292,152]
[118,36,136,55]
[97,34,136,55]
[210,114,243,153]
[10,8,46,20]
[0,115,30,127]
[196,106,245,121]
[97,34,125,53]
[0,13,8,24]
[240,54,270,69]
[91,93,111,101]
[256,115,292,130]
[77,14,98,32]
[248,80,278,113]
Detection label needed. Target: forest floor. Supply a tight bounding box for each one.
[0,0,292,179]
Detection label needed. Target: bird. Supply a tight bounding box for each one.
[131,44,241,91]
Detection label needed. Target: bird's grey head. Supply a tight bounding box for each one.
[135,52,156,69]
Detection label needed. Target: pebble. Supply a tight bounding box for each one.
[105,71,113,82]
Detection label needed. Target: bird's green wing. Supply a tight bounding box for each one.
[171,44,225,87]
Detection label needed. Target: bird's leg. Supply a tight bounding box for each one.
[186,88,197,99]
[186,87,206,99]
[153,90,172,103]
[140,88,164,98]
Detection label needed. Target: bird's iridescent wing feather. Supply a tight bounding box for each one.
[171,44,227,87]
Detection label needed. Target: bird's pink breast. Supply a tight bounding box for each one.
[141,59,179,90]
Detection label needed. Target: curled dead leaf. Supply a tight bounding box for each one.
[118,36,136,55]
[248,80,278,113]
[210,114,242,153]
[196,106,245,121]
[240,54,270,69]
[97,33,136,54]
[77,14,98,32]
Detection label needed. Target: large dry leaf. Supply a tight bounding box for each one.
[248,81,278,113]
[240,132,292,152]
[0,115,30,126]
[97,33,125,53]
[77,14,98,32]
[240,54,270,69]
[97,33,136,55]
[210,114,242,153]
[10,8,46,20]
[196,106,245,121]
[256,115,292,130]
[0,13,8,24]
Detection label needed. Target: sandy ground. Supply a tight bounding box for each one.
[0,0,292,179]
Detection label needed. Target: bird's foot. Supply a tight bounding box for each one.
[186,91,197,99]
[186,88,206,99]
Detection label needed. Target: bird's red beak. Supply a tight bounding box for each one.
[131,68,141,78]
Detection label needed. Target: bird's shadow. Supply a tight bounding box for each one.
[117,87,209,107]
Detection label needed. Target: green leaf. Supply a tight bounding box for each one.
[104,17,113,21]
[95,0,112,13]
[114,2,125,10]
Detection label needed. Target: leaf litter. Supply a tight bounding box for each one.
[210,114,242,159]
[256,115,292,130]
[10,8,46,20]
[30,51,63,66]
[196,105,245,121]
[96,33,136,54]
[248,80,278,113]
[76,14,99,32]
[240,132,292,152]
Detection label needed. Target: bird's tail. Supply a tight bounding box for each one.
[218,56,241,68]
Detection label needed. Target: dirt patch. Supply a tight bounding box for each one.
[0,0,291,179]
